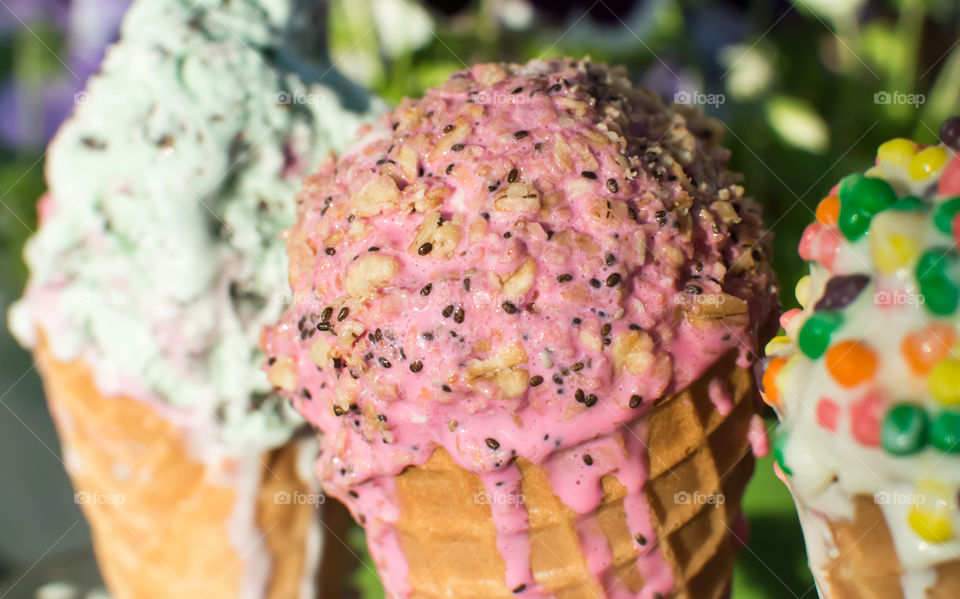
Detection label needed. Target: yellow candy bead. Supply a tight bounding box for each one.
[877,138,917,166]
[908,146,949,181]
[929,358,960,405]
[909,479,955,543]
[765,335,792,356]
[873,233,919,274]
[795,275,811,307]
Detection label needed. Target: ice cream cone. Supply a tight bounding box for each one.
[34,335,351,599]
[382,355,756,599]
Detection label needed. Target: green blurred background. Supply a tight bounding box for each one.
[4,0,960,596]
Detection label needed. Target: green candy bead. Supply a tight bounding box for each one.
[848,176,897,214]
[797,311,844,359]
[881,403,928,456]
[838,173,864,202]
[773,431,792,476]
[916,250,960,315]
[934,197,960,233]
[890,196,925,211]
[838,202,870,241]
[929,410,960,453]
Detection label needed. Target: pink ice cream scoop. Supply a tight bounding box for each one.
[263,58,777,598]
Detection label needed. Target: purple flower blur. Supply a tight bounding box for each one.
[0,0,132,149]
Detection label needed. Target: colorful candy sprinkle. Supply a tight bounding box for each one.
[798,311,844,359]
[762,357,787,408]
[795,275,811,307]
[825,340,878,388]
[876,137,917,166]
[908,146,949,181]
[881,403,928,456]
[815,196,840,225]
[869,211,924,274]
[934,198,960,234]
[815,397,840,432]
[902,324,957,376]
[929,410,960,453]
[850,389,883,447]
[813,274,870,312]
[889,196,925,211]
[916,250,960,316]
[773,432,792,476]
[909,479,955,542]
[940,117,960,150]
[938,154,960,197]
[929,358,960,405]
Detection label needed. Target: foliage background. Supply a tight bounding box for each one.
[4,0,960,596]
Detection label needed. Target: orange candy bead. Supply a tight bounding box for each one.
[902,324,957,376]
[826,340,878,388]
[762,357,787,407]
[816,195,840,225]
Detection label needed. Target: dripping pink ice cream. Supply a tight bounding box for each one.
[263,58,777,597]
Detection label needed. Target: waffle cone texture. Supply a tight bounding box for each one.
[794,495,960,599]
[33,337,351,599]
[378,354,757,599]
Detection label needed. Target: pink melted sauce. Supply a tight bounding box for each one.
[264,60,776,597]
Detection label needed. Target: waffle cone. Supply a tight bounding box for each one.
[796,495,960,599]
[380,353,757,598]
[33,337,350,599]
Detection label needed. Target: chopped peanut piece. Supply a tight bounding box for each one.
[612,330,655,374]
[494,181,541,213]
[429,119,471,162]
[309,337,339,367]
[268,357,297,392]
[352,175,401,217]
[502,258,536,299]
[466,343,528,379]
[410,211,462,258]
[337,320,365,349]
[711,200,741,224]
[494,368,529,398]
[397,144,419,181]
[345,254,400,297]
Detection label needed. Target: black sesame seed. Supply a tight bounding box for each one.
[379,357,391,368]
[333,405,346,416]
[553,374,564,385]
[502,301,519,314]
[443,124,454,133]
[606,273,622,287]
[338,307,350,321]
[421,284,432,296]
[507,168,518,183]
[451,143,465,151]
[548,83,562,92]
[463,278,471,291]
[636,533,647,545]
[513,584,527,594]
[589,278,601,288]
[572,317,582,325]
[374,328,383,342]
[630,394,643,408]
[377,414,387,423]
[629,324,642,331]
[446,163,455,174]
[575,389,586,403]
[571,362,584,372]
[605,253,616,266]
[442,384,452,392]
[481,212,490,220]
[418,242,433,255]
[321,307,333,322]
[316,322,331,331]
[503,232,512,239]
[442,305,455,318]
[606,179,619,193]
[534,142,543,151]
[581,170,597,179]
[655,210,668,226]
[557,274,573,283]
[685,284,703,295]
[584,394,598,407]
[486,438,500,450]
[530,375,544,386]
[453,307,465,323]
[511,87,523,95]
[603,338,611,346]
[513,130,528,140]
[368,246,379,252]
[601,323,612,336]
[410,361,423,373]
[422,332,434,340]
[325,247,336,255]
[583,454,594,466]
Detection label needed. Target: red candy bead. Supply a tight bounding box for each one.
[851,390,884,447]
[780,308,802,330]
[816,397,840,432]
[798,223,842,270]
[939,154,960,197]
